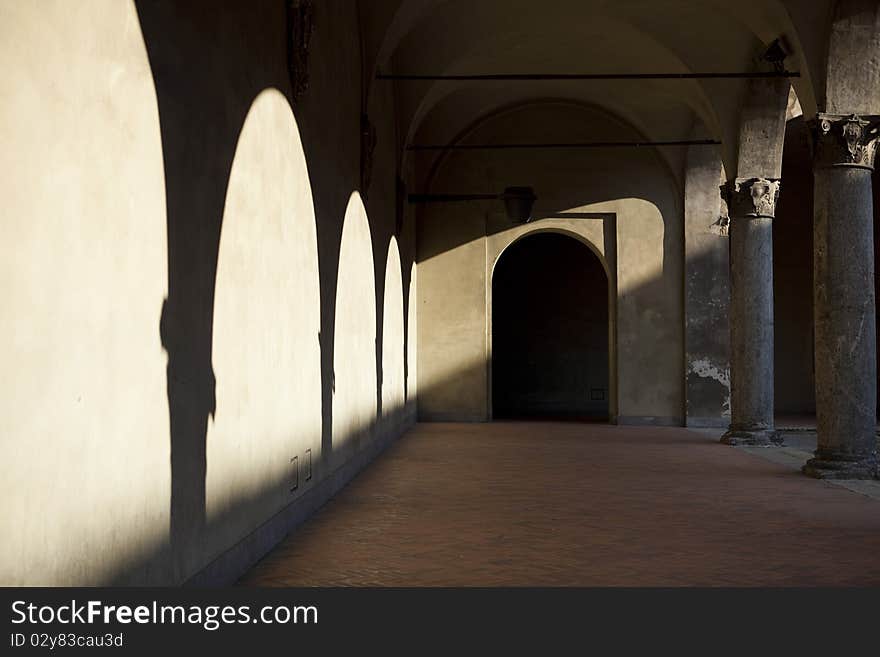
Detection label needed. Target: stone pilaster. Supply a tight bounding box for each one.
[805,113,880,479]
[721,177,782,445]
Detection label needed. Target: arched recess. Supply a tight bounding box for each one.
[490,231,615,421]
[382,236,406,423]
[332,193,378,459]
[207,88,322,552]
[773,99,815,417]
[417,99,679,424]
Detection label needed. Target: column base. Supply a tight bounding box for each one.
[720,428,781,446]
[802,453,878,480]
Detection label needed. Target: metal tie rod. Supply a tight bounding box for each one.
[407,193,499,203]
[377,71,799,80]
[407,139,721,151]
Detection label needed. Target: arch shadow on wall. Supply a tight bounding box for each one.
[488,223,619,423]
[133,0,319,584]
[123,0,416,586]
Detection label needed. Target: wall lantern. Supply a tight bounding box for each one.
[500,186,537,223]
[408,186,537,224]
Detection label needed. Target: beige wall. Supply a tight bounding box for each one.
[0,0,172,586]
[417,102,684,424]
[0,0,416,585]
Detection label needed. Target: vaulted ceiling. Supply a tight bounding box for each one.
[360,0,833,181]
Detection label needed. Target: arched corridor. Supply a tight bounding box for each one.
[2,0,880,591]
[492,233,610,421]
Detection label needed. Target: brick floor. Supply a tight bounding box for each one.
[240,422,880,586]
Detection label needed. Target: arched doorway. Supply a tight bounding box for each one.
[492,232,610,421]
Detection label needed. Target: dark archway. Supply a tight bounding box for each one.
[492,232,610,421]
[773,115,815,419]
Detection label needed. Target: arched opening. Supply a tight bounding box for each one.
[773,113,815,421]
[492,232,610,421]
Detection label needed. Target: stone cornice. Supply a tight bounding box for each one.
[814,113,879,170]
[723,177,781,219]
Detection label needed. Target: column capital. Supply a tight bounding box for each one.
[814,113,879,170]
[722,177,781,219]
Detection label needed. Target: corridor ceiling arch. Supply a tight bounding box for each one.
[367,0,823,177]
[418,98,686,199]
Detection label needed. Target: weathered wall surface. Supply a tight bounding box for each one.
[417,102,684,424]
[0,0,415,585]
[823,0,880,115]
[684,141,730,427]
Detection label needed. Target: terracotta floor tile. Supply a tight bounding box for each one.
[240,423,880,587]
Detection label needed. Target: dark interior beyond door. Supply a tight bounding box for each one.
[492,232,609,420]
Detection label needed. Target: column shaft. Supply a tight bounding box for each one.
[805,113,879,478]
[722,179,781,445]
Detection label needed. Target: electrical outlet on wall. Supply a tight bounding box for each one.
[290,455,298,492]
[304,448,312,481]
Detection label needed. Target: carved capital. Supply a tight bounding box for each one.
[814,113,879,170]
[287,0,315,103]
[726,177,781,219]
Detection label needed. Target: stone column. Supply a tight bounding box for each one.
[804,113,879,479]
[721,178,782,445]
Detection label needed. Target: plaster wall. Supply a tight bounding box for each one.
[0,0,171,586]
[0,0,415,585]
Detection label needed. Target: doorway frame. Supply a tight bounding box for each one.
[486,215,619,423]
